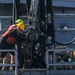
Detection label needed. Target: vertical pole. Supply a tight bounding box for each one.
[26,0,31,14]
[39,0,45,24]
[15,0,20,20]
[13,0,15,24]
[29,0,39,40]
[46,50,49,75]
[39,0,47,64]
[39,0,47,48]
[12,0,20,75]
[15,50,18,75]
[13,0,20,24]
[46,0,55,47]
[46,0,55,74]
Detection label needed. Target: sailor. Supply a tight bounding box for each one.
[1,19,25,70]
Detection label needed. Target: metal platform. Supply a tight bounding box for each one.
[0,69,46,75]
[1,69,75,75]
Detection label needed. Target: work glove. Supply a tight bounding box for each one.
[8,25,17,31]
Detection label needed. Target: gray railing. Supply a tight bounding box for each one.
[0,49,18,75]
[46,49,75,75]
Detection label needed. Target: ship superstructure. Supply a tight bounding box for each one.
[0,0,75,75]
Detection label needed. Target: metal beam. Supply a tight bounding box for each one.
[13,0,20,23]
[46,0,55,46]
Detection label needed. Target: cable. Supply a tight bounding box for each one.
[46,37,75,46]
[54,38,75,45]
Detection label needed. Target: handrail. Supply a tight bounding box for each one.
[46,49,75,75]
[0,49,18,75]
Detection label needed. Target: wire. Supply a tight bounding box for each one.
[46,37,75,46]
[54,37,75,45]
[54,38,75,45]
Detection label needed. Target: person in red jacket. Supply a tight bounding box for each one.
[1,19,25,70]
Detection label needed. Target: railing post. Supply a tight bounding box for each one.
[0,49,18,75]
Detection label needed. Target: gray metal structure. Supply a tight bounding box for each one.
[0,0,75,75]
